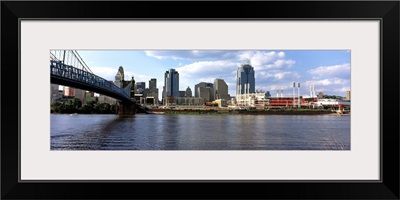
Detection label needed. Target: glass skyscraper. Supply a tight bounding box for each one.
[236,59,255,95]
[164,68,179,101]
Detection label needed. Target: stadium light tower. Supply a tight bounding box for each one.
[292,82,295,107]
[298,82,300,107]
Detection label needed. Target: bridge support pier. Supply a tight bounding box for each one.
[116,102,136,115]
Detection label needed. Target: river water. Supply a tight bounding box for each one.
[51,114,350,150]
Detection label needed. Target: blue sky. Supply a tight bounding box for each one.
[76,50,350,99]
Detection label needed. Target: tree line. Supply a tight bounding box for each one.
[51,98,116,114]
[322,94,344,99]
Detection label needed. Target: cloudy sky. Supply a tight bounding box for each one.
[76,50,350,99]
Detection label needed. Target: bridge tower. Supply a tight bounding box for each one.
[116,101,136,115]
[115,72,137,115]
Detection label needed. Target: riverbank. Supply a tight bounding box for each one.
[146,109,346,115]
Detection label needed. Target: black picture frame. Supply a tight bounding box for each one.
[2,1,399,199]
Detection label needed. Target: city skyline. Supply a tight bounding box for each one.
[76,50,351,99]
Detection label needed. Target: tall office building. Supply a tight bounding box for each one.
[147,78,159,104]
[136,82,146,94]
[163,69,179,104]
[149,78,157,90]
[195,82,214,101]
[213,78,229,100]
[236,58,255,96]
[346,91,351,100]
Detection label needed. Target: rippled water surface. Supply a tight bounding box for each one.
[51,114,350,150]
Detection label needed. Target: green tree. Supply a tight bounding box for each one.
[97,103,111,114]
[64,102,74,113]
[72,98,82,110]
[51,99,117,114]
[93,102,100,113]
[51,102,64,113]
[81,104,93,114]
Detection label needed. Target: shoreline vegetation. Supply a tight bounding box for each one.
[50,98,349,116]
[50,98,116,114]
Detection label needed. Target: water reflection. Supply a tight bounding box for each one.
[51,114,351,150]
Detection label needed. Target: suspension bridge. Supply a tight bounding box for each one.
[50,50,138,114]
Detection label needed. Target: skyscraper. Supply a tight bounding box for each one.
[147,78,159,104]
[195,82,214,101]
[236,58,255,96]
[163,69,179,104]
[149,78,157,90]
[213,78,229,100]
[136,82,146,94]
[346,91,351,100]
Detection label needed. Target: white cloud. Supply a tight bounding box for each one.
[145,50,237,60]
[258,71,274,79]
[144,51,177,60]
[249,51,285,67]
[260,84,292,92]
[257,71,300,82]
[176,60,238,78]
[90,66,152,84]
[238,51,296,71]
[238,51,256,61]
[145,50,295,72]
[131,74,154,83]
[308,63,350,78]
[90,66,118,81]
[305,78,349,86]
[274,72,300,81]
[304,64,350,96]
[274,59,296,68]
[334,87,351,93]
[257,59,296,71]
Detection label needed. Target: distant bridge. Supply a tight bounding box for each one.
[50,50,137,114]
